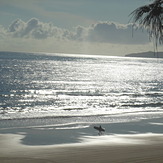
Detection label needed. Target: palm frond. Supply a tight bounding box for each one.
[130,0,163,46]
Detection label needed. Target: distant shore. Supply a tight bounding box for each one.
[125,51,163,58]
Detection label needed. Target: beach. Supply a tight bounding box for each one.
[1,118,163,163]
[1,134,163,163]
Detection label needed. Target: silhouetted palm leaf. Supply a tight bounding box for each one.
[130,0,163,46]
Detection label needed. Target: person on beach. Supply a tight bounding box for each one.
[94,125,105,135]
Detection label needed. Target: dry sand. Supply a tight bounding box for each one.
[1,133,163,163]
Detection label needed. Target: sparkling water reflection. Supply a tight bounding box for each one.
[0,52,163,121]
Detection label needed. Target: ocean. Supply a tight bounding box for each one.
[0,51,163,129]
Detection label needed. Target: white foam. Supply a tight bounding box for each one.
[78,133,163,146]
[55,125,90,130]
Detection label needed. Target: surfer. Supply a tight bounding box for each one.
[94,125,105,135]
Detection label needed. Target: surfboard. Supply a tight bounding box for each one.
[94,125,105,132]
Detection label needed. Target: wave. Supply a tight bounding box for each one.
[111,92,163,98]
[55,125,90,130]
[56,90,103,97]
[120,102,163,108]
[131,93,163,98]
[56,91,163,98]
[63,107,86,111]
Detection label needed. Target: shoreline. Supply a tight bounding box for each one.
[0,117,163,146]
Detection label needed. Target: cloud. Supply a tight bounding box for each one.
[0,25,7,39]
[4,18,149,44]
[1,18,160,56]
[85,22,149,44]
[7,18,69,39]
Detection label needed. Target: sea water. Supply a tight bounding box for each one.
[0,51,163,128]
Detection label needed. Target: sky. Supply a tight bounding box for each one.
[0,0,162,56]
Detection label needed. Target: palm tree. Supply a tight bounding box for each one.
[130,0,163,48]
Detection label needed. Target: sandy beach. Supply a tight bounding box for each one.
[1,133,163,163]
[1,118,163,163]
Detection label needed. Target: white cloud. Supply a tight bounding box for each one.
[0,25,8,39]
[8,18,68,39]
[5,18,149,44]
[0,18,161,56]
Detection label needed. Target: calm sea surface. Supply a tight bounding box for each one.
[0,52,163,128]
